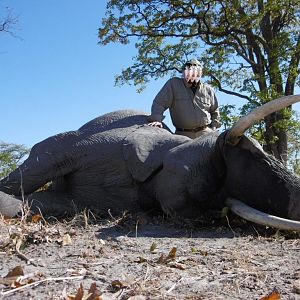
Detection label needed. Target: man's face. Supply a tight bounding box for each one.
[183,63,202,85]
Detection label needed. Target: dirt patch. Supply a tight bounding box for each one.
[1,212,300,299]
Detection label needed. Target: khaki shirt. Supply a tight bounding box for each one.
[148,77,221,129]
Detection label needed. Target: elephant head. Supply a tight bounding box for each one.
[0,97,300,232]
[221,95,300,230]
[122,95,300,230]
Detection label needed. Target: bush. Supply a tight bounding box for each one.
[0,142,30,179]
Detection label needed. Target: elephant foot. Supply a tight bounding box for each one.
[27,191,78,218]
[0,191,23,217]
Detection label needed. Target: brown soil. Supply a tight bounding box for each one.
[1,212,300,300]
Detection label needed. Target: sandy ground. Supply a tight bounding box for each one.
[1,212,300,300]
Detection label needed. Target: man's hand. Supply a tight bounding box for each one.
[148,121,163,128]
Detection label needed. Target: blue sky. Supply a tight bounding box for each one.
[1,1,297,148]
[1,0,165,147]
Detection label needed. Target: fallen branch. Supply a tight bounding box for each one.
[1,275,84,296]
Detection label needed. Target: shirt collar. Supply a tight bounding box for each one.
[183,78,201,89]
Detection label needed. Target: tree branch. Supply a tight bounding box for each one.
[210,74,258,103]
[0,8,18,37]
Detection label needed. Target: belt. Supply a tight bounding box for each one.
[175,125,207,133]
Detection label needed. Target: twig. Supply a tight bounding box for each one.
[144,264,151,282]
[166,277,182,294]
[0,272,40,285]
[1,275,84,296]
[36,206,48,224]
[135,219,139,238]
[251,225,261,237]
[107,209,128,229]
[107,209,117,222]
[83,208,89,229]
[225,215,236,237]
[16,272,38,283]
[15,238,39,267]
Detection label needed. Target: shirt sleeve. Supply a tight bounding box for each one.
[210,90,221,128]
[148,79,173,122]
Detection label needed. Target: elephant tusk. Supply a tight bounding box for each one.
[226,94,300,146]
[226,198,300,232]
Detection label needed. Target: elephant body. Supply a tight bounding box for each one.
[1,109,300,221]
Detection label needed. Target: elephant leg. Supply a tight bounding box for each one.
[138,179,161,214]
[155,169,207,219]
[0,190,77,218]
[158,190,203,219]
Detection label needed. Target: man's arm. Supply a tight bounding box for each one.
[148,79,173,123]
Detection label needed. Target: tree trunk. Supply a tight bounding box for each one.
[264,111,288,163]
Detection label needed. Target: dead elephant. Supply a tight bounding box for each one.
[1,95,300,231]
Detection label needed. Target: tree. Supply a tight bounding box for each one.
[0,142,29,179]
[99,0,300,162]
[286,111,300,174]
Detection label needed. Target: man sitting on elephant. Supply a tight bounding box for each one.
[148,58,221,139]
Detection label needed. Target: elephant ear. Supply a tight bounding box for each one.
[123,126,188,182]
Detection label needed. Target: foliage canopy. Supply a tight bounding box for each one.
[99,0,300,162]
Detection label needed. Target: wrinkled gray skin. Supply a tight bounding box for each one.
[0,109,300,221]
